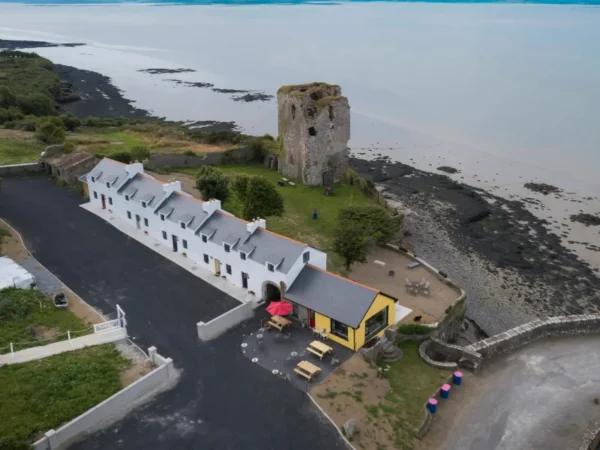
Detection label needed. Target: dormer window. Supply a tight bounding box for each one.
[106,182,110,188]
[224,244,231,253]
[91,176,96,182]
[142,201,147,208]
[202,235,208,243]
[240,252,246,260]
[160,214,165,221]
[180,222,186,229]
[125,195,130,201]
[303,252,310,263]
[267,263,274,272]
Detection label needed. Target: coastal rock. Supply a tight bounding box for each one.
[343,419,357,439]
[524,182,562,195]
[437,166,459,174]
[56,81,80,104]
[138,68,196,74]
[277,82,350,186]
[570,213,600,227]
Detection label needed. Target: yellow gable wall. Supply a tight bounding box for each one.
[314,313,356,350]
[313,293,396,351]
[354,293,396,349]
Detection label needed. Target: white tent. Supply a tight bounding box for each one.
[0,257,36,290]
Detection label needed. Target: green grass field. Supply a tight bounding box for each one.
[0,288,91,353]
[0,132,45,165]
[0,344,129,448]
[174,165,373,274]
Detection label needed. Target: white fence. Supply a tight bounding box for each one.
[33,346,178,450]
[197,301,254,341]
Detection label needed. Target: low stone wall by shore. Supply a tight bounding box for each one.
[145,146,255,170]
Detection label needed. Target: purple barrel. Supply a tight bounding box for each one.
[440,383,451,399]
[428,398,438,414]
[453,371,463,386]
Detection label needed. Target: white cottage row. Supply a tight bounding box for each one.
[80,158,327,301]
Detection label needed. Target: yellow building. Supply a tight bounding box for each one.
[284,264,397,350]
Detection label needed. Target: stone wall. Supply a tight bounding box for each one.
[145,146,255,171]
[277,83,350,186]
[0,162,42,177]
[421,314,600,372]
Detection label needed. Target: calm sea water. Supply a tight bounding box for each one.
[0,2,599,195]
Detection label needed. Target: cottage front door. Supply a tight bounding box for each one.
[135,215,141,229]
[101,195,106,209]
[241,272,249,289]
[308,309,315,328]
[172,234,178,252]
[214,258,221,275]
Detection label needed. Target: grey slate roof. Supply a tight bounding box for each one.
[156,193,208,231]
[285,265,379,328]
[84,158,127,185]
[244,228,306,274]
[118,174,165,208]
[198,212,249,248]
[239,243,256,254]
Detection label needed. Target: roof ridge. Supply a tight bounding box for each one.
[215,210,248,223]
[306,264,378,292]
[174,191,205,204]
[104,157,127,166]
[259,227,308,247]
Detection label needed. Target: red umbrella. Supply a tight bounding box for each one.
[266,300,293,316]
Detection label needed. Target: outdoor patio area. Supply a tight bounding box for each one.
[241,311,354,391]
[349,246,462,325]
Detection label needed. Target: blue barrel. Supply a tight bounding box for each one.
[440,384,451,399]
[428,398,438,414]
[453,371,463,386]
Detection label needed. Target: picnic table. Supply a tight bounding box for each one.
[294,360,322,381]
[266,315,292,332]
[306,340,333,360]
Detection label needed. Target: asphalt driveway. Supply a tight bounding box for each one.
[0,176,347,450]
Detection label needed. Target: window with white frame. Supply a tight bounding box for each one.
[93,191,98,199]
[226,264,232,275]
[127,211,132,219]
[180,222,186,229]
[144,218,149,227]
[142,201,147,208]
[203,254,209,263]
[91,176,96,182]
[108,197,113,206]
[162,231,167,240]
[224,244,231,253]
[365,307,389,342]
[125,195,130,201]
[240,252,246,260]
[303,252,310,263]
[202,235,208,243]
[183,239,188,249]
[106,182,110,188]
[160,214,165,221]
[267,263,274,272]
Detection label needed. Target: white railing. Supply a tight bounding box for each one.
[93,319,120,334]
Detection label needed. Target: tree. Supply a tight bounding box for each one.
[15,93,54,116]
[195,166,229,202]
[36,117,65,144]
[231,174,284,220]
[333,223,368,271]
[0,86,16,108]
[60,112,81,131]
[130,145,150,162]
[338,205,402,245]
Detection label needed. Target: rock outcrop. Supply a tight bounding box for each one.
[277,82,350,186]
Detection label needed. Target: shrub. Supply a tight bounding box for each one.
[60,112,81,131]
[15,93,55,116]
[16,119,37,132]
[36,117,66,144]
[130,145,150,162]
[332,222,368,271]
[63,141,76,154]
[231,174,284,220]
[397,324,433,335]
[109,152,132,164]
[0,107,23,125]
[183,150,197,157]
[338,205,401,245]
[195,166,229,202]
[0,86,17,108]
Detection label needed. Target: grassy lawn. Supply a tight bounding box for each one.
[174,165,373,274]
[0,288,91,353]
[0,130,45,165]
[378,341,451,449]
[0,344,130,448]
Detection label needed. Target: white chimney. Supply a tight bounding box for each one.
[163,180,182,196]
[125,162,144,178]
[246,218,267,234]
[202,199,221,215]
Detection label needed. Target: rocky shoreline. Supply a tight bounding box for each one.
[350,156,600,337]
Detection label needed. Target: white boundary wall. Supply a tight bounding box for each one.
[33,346,178,450]
[197,301,254,341]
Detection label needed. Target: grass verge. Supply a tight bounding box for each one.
[171,165,373,274]
[0,344,130,448]
[0,288,91,353]
[0,130,45,165]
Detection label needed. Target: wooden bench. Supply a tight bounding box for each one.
[306,340,333,360]
[294,360,321,381]
[267,315,292,332]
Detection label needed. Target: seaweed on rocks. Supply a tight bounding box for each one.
[570,213,600,227]
[138,68,196,74]
[524,182,562,195]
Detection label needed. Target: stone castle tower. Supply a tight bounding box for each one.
[277,82,350,186]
